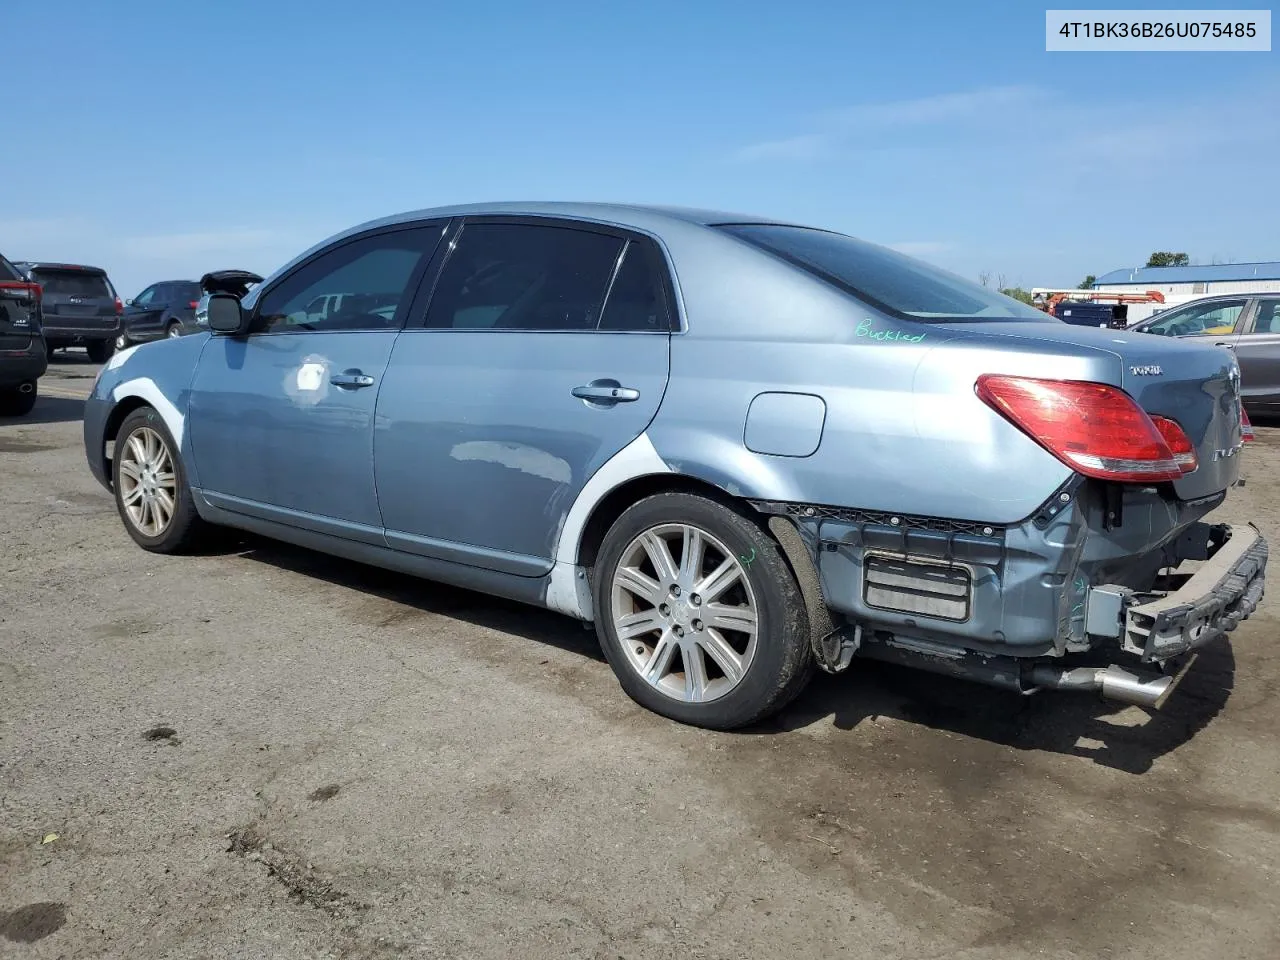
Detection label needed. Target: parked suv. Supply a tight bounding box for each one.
[118,280,203,349]
[83,203,1267,730]
[15,261,122,362]
[0,252,47,416]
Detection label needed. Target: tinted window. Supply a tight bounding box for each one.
[0,254,20,282]
[175,282,202,302]
[718,224,1046,322]
[257,226,443,333]
[134,285,158,306]
[32,269,112,298]
[1250,299,1280,335]
[599,241,673,332]
[1144,299,1246,337]
[425,223,623,331]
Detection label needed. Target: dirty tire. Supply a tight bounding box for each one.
[86,339,113,364]
[0,383,37,417]
[593,492,813,730]
[112,406,210,553]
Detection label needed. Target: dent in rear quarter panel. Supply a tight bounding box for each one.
[86,335,210,489]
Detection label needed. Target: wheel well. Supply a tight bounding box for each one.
[575,474,747,570]
[99,397,153,484]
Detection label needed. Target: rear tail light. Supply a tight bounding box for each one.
[0,281,41,301]
[188,300,199,309]
[975,375,1183,482]
[1151,416,1198,473]
[1241,407,1254,443]
[114,296,123,315]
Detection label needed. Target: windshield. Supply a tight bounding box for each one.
[718,224,1048,322]
[31,269,113,298]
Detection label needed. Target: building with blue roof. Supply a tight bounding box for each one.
[1092,262,1280,299]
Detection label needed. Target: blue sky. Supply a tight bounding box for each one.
[3,0,1277,297]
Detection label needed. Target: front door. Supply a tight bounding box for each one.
[375,219,674,575]
[187,223,446,542]
[125,284,166,339]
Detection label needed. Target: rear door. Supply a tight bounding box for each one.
[375,218,674,575]
[1234,297,1280,410]
[31,267,117,334]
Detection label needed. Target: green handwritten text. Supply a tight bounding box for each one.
[856,318,926,343]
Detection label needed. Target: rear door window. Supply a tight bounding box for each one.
[424,222,623,331]
[598,241,674,332]
[1248,299,1280,335]
[33,270,113,299]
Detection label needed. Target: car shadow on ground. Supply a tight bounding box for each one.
[0,396,85,425]
[231,535,1232,775]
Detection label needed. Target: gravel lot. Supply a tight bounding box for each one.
[3,353,1279,959]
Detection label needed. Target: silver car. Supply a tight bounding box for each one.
[83,203,1266,729]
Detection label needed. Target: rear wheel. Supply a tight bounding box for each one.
[86,339,113,364]
[115,332,132,351]
[0,382,37,417]
[593,492,813,730]
[46,342,58,360]
[112,406,210,552]
[166,322,182,339]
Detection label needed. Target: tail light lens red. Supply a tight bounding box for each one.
[0,281,42,301]
[1151,416,1198,473]
[975,375,1184,482]
[188,300,199,309]
[114,296,123,315]
[1241,407,1254,443]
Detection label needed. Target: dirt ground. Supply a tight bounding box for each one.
[3,355,1279,959]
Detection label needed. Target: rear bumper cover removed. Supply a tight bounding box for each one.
[1123,523,1267,663]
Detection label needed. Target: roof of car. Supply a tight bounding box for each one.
[347,201,803,237]
[1094,262,1280,285]
[16,261,110,273]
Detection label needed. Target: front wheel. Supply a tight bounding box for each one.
[86,339,113,364]
[112,406,210,553]
[593,492,813,730]
[115,332,132,351]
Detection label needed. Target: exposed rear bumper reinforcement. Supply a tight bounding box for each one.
[1122,523,1267,662]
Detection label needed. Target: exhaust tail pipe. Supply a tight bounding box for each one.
[1028,663,1180,708]
[18,381,34,394]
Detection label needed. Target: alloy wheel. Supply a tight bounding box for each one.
[611,523,759,703]
[117,426,177,537]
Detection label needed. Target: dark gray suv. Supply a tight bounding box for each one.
[15,261,122,363]
[0,252,47,416]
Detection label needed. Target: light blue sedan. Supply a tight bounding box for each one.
[84,203,1265,729]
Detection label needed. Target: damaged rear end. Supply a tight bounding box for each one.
[783,324,1267,707]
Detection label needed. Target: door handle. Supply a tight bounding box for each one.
[330,371,376,389]
[1215,342,1236,350]
[572,382,640,403]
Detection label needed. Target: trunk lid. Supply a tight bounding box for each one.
[956,319,1244,500]
[29,267,117,321]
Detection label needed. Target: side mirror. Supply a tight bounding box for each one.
[125,298,134,306]
[207,293,251,335]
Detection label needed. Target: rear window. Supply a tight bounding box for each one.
[174,282,202,300]
[31,269,113,298]
[717,224,1047,322]
[0,254,20,282]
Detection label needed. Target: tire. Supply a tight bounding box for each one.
[46,342,58,360]
[0,382,38,417]
[592,492,813,730]
[115,332,132,351]
[166,322,182,339]
[86,339,113,364]
[112,406,210,553]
